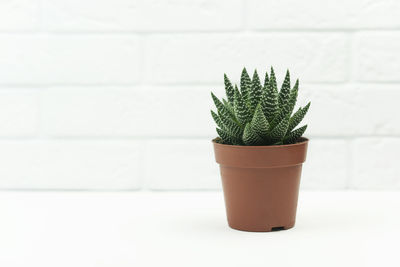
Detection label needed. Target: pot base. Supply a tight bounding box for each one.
[228,222,295,232]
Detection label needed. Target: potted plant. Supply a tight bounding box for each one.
[211,67,310,232]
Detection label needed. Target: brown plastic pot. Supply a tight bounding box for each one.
[213,138,309,232]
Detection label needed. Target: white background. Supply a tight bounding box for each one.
[1,1,400,267]
[0,0,399,190]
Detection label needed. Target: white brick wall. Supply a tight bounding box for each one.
[247,0,400,29]
[355,32,400,82]
[144,139,219,190]
[0,0,39,31]
[144,33,349,83]
[352,138,400,189]
[301,139,349,190]
[0,90,39,136]
[0,35,141,84]
[42,0,243,32]
[0,0,399,190]
[0,141,143,190]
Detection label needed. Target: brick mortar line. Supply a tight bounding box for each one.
[346,138,355,189]
[2,29,400,36]
[0,136,398,141]
[2,82,400,88]
[2,29,400,34]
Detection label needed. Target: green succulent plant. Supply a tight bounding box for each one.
[211,67,310,146]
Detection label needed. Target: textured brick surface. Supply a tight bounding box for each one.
[42,0,242,31]
[298,84,356,137]
[301,139,348,190]
[352,138,400,189]
[144,139,220,190]
[41,86,223,137]
[355,33,400,82]
[145,33,349,84]
[0,1,399,190]
[350,84,400,135]
[0,0,39,31]
[0,141,143,189]
[46,83,400,138]
[41,87,148,137]
[0,90,39,136]
[299,84,400,136]
[247,0,400,29]
[0,35,141,84]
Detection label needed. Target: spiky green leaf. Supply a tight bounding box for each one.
[268,115,290,142]
[279,70,291,108]
[273,79,299,128]
[224,74,235,104]
[211,110,224,129]
[216,128,233,144]
[287,102,310,133]
[261,82,279,122]
[211,92,226,113]
[211,92,236,121]
[211,67,309,146]
[222,98,235,118]
[263,70,269,88]
[248,70,262,111]
[286,79,299,116]
[233,86,251,126]
[219,112,243,139]
[240,68,251,103]
[250,104,269,139]
[272,79,300,128]
[243,123,263,145]
[284,125,307,144]
[269,67,278,94]
[269,112,283,130]
[216,128,242,145]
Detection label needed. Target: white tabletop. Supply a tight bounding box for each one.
[0,191,399,267]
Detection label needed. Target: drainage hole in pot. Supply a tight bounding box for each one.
[271,226,285,231]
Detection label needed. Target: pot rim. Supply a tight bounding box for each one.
[212,137,309,149]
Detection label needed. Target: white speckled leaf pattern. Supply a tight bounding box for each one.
[211,67,310,145]
[222,99,236,121]
[211,110,224,129]
[284,125,308,144]
[250,104,269,139]
[268,115,290,142]
[233,86,251,126]
[261,82,279,122]
[240,68,251,103]
[219,111,243,139]
[263,70,269,88]
[249,70,262,111]
[211,92,235,121]
[269,67,278,94]
[243,123,263,145]
[287,102,310,133]
[224,74,235,104]
[287,79,299,116]
[279,70,291,108]
[216,128,241,145]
